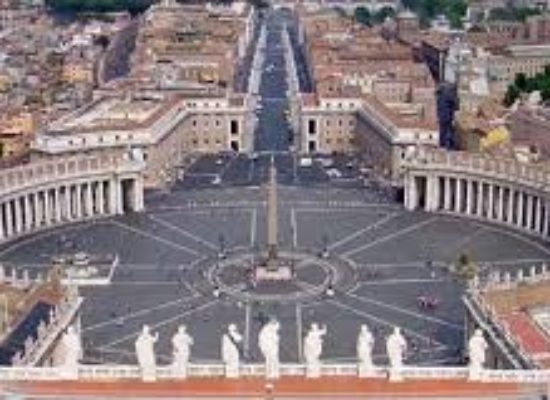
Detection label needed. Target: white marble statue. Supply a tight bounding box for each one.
[221,323,243,378]
[386,327,407,381]
[259,319,280,379]
[171,325,193,378]
[59,325,82,379]
[356,324,374,377]
[135,324,159,382]
[468,328,488,380]
[303,323,327,378]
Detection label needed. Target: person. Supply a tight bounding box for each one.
[172,325,193,377]
[304,323,327,366]
[357,324,374,374]
[221,323,242,378]
[135,325,159,381]
[258,319,280,379]
[386,327,407,369]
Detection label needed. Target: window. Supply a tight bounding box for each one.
[192,120,197,127]
[230,120,239,135]
[308,119,317,134]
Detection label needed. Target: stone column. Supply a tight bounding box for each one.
[443,177,451,211]
[109,179,123,215]
[33,193,42,227]
[0,204,5,240]
[75,184,83,219]
[5,200,13,237]
[24,195,32,231]
[65,186,72,221]
[86,182,94,217]
[476,181,483,217]
[517,191,524,228]
[535,196,542,234]
[97,181,105,215]
[455,178,462,213]
[543,200,549,237]
[488,184,494,220]
[507,188,515,224]
[466,180,474,215]
[526,194,534,230]
[54,188,62,223]
[43,189,51,226]
[14,198,22,234]
[133,177,145,212]
[497,186,505,222]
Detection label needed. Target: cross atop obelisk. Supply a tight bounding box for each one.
[266,155,278,269]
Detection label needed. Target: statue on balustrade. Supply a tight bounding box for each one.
[135,324,159,382]
[386,326,407,381]
[221,323,243,378]
[468,328,488,380]
[304,323,327,378]
[60,325,82,379]
[259,319,280,379]
[357,324,374,377]
[171,325,193,378]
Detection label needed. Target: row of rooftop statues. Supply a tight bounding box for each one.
[59,321,488,382]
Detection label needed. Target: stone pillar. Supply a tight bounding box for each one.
[24,195,32,231]
[466,180,474,215]
[65,186,72,221]
[517,191,524,228]
[133,177,145,212]
[497,186,505,222]
[455,178,462,213]
[33,193,42,227]
[86,182,94,217]
[44,189,52,226]
[14,198,22,234]
[507,188,515,224]
[54,188,62,223]
[0,204,5,240]
[97,181,105,215]
[109,179,123,215]
[4,201,13,237]
[476,181,483,217]
[543,200,549,237]
[526,194,534,230]
[488,184,494,220]
[75,184,83,219]
[443,177,451,211]
[535,197,542,233]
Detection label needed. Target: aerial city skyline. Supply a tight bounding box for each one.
[0,0,548,397]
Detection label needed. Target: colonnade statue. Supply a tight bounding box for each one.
[171,325,193,378]
[304,323,327,378]
[135,325,159,382]
[357,324,374,377]
[59,325,82,379]
[386,326,407,381]
[221,323,243,378]
[468,328,488,380]
[259,319,280,379]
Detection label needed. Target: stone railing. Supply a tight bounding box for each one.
[0,363,548,384]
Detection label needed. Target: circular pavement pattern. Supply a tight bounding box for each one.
[0,184,549,366]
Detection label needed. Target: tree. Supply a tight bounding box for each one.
[354,6,371,26]
[515,73,527,91]
[373,6,395,24]
[455,253,477,282]
[503,84,520,107]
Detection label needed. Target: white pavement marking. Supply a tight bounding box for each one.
[109,281,182,286]
[345,292,463,331]
[291,207,297,248]
[100,299,219,349]
[358,278,446,286]
[250,208,257,247]
[109,220,200,257]
[343,217,437,258]
[296,303,303,361]
[328,211,404,251]
[83,297,194,333]
[148,214,217,250]
[327,299,446,347]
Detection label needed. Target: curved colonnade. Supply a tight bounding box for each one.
[0,155,144,243]
[404,148,550,239]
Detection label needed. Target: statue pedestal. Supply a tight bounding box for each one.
[255,265,292,281]
[306,362,321,378]
[358,363,374,378]
[388,367,403,382]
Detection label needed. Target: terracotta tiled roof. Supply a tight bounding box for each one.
[503,312,550,354]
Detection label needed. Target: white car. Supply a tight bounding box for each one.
[212,176,222,185]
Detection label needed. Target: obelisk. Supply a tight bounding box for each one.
[266,156,278,270]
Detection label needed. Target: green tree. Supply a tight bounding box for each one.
[354,6,371,26]
[515,73,528,91]
[504,84,520,107]
[373,6,395,23]
[455,253,477,282]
